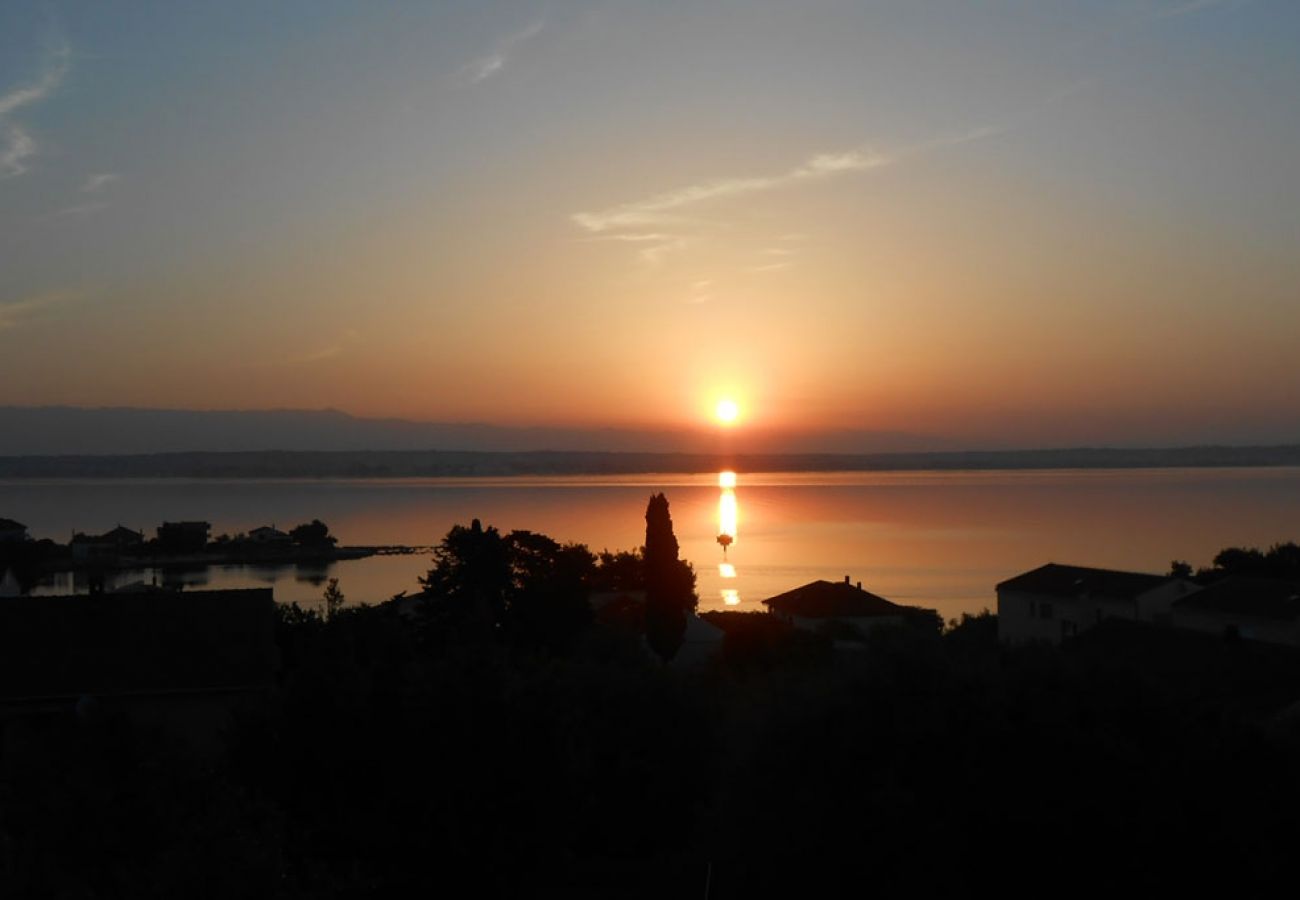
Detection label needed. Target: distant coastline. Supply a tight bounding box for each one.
[2,445,1299,479]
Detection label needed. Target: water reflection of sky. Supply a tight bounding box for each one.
[6,468,1300,620]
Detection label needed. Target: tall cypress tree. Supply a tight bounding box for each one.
[643,493,696,662]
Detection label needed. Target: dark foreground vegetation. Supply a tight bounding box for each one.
[5,533,1300,896]
[6,616,1300,894]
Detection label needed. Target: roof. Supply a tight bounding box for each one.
[72,525,144,544]
[683,612,724,644]
[0,589,277,700]
[103,525,143,541]
[996,563,1172,601]
[1174,576,1300,622]
[0,518,26,531]
[762,580,903,618]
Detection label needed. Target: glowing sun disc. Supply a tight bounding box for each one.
[715,398,739,424]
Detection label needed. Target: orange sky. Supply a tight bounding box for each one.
[2,2,1299,448]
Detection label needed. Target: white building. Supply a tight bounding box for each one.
[1172,575,1300,647]
[997,563,1197,645]
[248,526,292,546]
[763,576,908,640]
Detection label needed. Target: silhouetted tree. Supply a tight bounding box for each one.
[290,519,337,548]
[1169,559,1193,579]
[322,577,345,619]
[643,493,697,662]
[154,521,210,555]
[420,518,512,633]
[1206,542,1300,579]
[590,548,644,592]
[504,530,595,649]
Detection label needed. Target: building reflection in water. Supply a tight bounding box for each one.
[717,470,739,605]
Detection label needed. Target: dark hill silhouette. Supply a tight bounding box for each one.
[0,405,946,456]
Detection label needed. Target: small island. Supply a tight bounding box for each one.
[0,517,424,594]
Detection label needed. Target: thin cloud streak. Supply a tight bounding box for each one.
[82,172,120,193]
[461,22,543,85]
[44,201,108,221]
[574,129,998,268]
[1150,0,1243,20]
[240,330,361,368]
[572,149,890,233]
[0,45,69,117]
[0,124,36,179]
[0,43,70,179]
[0,289,79,332]
[639,238,689,265]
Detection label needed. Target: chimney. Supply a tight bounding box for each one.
[844,575,850,584]
[857,581,862,590]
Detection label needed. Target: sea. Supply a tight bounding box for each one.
[3,467,1299,621]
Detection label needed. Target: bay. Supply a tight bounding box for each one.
[3,467,1299,621]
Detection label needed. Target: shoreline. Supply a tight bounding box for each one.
[1,445,1299,480]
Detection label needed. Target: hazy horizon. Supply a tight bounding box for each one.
[3,2,1299,447]
[5,403,1300,458]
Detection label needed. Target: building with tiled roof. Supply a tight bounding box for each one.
[1173,575,1300,646]
[0,518,29,543]
[763,576,907,638]
[997,562,1198,645]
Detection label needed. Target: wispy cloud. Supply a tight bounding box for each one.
[0,43,70,179]
[572,150,889,234]
[44,201,108,221]
[241,330,361,368]
[582,232,677,245]
[460,22,544,85]
[1150,0,1242,20]
[0,124,36,179]
[576,128,1000,270]
[82,172,119,193]
[639,238,689,265]
[686,279,713,305]
[0,289,79,332]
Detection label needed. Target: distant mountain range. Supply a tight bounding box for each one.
[0,406,949,456]
[2,407,1298,478]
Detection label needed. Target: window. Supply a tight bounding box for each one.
[1029,600,1037,617]
[1040,602,1053,620]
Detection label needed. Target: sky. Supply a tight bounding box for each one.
[1,0,1299,450]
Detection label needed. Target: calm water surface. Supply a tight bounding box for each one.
[4,468,1299,620]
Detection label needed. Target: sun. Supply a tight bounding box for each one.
[714,398,740,425]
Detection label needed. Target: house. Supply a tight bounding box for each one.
[763,576,907,639]
[0,588,277,752]
[248,525,292,546]
[1172,576,1300,646]
[997,563,1198,645]
[0,518,28,543]
[70,525,144,563]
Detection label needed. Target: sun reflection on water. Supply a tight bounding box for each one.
[717,471,740,604]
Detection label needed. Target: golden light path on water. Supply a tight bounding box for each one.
[717,470,739,605]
